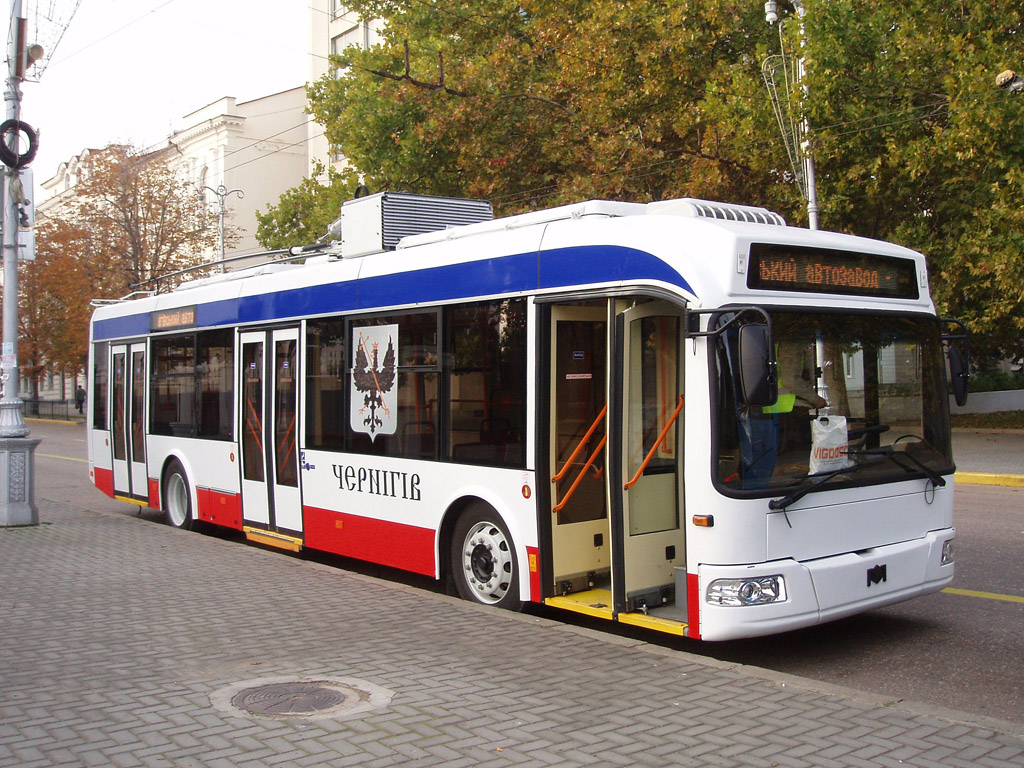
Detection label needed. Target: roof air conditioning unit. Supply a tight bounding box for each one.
[338,192,493,258]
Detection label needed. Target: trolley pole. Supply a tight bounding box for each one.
[0,0,40,526]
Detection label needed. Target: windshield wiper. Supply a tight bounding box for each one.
[768,458,882,511]
[867,445,947,488]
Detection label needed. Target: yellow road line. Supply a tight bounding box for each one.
[37,453,87,464]
[942,587,1024,604]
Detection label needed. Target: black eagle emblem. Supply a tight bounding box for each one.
[353,332,396,435]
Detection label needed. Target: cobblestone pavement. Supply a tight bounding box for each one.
[2,498,1023,768]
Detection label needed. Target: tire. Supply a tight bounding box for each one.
[163,460,195,531]
[450,503,521,610]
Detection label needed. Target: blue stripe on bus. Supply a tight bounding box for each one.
[92,244,693,340]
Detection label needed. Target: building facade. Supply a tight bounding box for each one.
[307,1,383,175]
[167,87,309,266]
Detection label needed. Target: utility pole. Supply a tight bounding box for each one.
[0,0,40,526]
[765,0,819,230]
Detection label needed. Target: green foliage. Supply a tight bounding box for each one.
[968,367,1024,393]
[267,0,1024,362]
[303,0,782,212]
[256,162,362,248]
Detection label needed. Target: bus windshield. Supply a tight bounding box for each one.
[715,310,954,493]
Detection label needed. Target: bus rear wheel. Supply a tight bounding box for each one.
[163,460,195,531]
[450,504,520,610]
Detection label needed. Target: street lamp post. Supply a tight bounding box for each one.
[0,0,40,526]
[200,184,243,272]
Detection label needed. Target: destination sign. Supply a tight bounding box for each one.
[150,305,198,332]
[747,244,919,299]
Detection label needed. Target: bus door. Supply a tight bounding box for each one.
[615,302,685,616]
[239,328,303,536]
[547,304,611,595]
[110,341,148,501]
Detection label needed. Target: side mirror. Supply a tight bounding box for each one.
[739,323,778,407]
[948,345,968,407]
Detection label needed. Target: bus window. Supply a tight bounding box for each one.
[448,298,527,468]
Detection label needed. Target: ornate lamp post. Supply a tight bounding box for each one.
[200,184,243,271]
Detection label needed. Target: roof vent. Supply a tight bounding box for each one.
[648,198,786,226]
[337,192,493,258]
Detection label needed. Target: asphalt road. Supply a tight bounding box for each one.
[29,419,1024,728]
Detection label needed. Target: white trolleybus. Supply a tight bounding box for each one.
[87,193,968,641]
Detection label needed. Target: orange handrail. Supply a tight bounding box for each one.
[551,405,607,483]
[624,395,684,490]
[553,435,606,512]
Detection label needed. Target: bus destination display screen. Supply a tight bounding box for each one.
[747,243,919,299]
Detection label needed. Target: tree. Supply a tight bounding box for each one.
[271,0,1024,361]
[57,144,219,294]
[291,0,781,219]
[793,0,1024,363]
[17,221,94,398]
[23,144,219,388]
[256,162,362,248]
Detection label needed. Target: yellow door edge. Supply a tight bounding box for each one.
[114,495,149,508]
[545,590,614,620]
[617,611,689,636]
[244,526,303,552]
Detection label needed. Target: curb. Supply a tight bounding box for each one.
[955,472,1024,487]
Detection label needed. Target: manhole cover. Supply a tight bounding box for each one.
[232,681,359,716]
[212,676,393,722]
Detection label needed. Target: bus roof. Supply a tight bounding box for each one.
[91,197,933,341]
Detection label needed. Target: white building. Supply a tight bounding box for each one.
[307,1,383,175]
[167,87,309,265]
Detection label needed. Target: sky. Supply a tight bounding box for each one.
[8,0,310,200]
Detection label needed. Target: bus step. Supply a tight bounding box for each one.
[243,527,303,552]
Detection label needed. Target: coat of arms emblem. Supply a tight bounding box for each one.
[350,325,398,440]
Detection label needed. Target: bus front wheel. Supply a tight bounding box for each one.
[163,460,195,531]
[450,504,520,610]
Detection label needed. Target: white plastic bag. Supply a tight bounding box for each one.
[809,415,850,475]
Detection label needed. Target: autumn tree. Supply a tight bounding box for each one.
[16,221,95,398]
[24,144,220,388]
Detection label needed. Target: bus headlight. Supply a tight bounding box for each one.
[941,539,954,566]
[706,575,787,606]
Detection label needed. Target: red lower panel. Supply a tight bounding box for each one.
[148,478,160,509]
[687,571,701,640]
[93,466,114,498]
[304,505,436,576]
[527,546,540,603]
[196,488,243,530]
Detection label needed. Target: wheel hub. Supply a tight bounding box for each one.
[462,521,512,604]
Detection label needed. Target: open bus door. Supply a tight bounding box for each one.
[110,341,148,503]
[543,299,687,635]
[614,302,686,627]
[239,327,303,550]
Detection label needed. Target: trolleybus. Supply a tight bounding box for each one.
[87,193,966,640]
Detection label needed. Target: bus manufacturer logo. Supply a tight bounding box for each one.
[351,325,398,441]
[867,564,887,587]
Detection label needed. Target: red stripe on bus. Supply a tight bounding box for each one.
[94,466,114,498]
[304,505,436,576]
[687,571,701,640]
[196,487,243,530]
[148,478,160,509]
